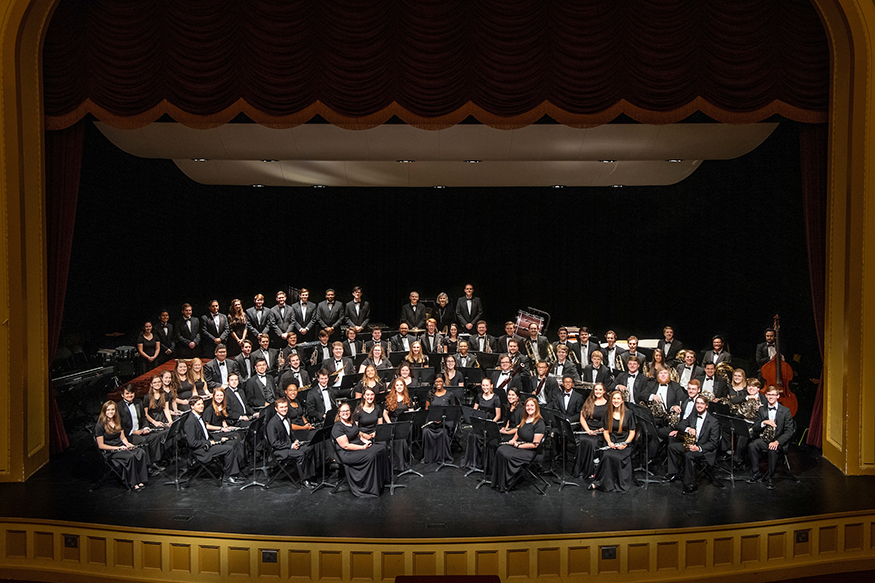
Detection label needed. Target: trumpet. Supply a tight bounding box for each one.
[615,352,625,373]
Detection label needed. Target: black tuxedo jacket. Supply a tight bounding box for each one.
[455,296,483,328]
[245,307,272,338]
[420,333,444,354]
[456,352,480,369]
[252,347,279,373]
[266,413,298,452]
[677,412,721,466]
[155,321,175,353]
[490,370,524,403]
[244,374,279,407]
[270,304,295,336]
[279,368,310,392]
[310,343,333,367]
[700,375,729,398]
[470,334,497,353]
[323,356,355,378]
[531,375,560,404]
[316,301,344,330]
[344,300,371,330]
[602,345,627,372]
[342,339,364,357]
[702,350,732,366]
[613,371,648,402]
[675,363,706,384]
[497,333,525,354]
[390,334,415,353]
[200,313,230,346]
[305,385,350,422]
[649,380,685,409]
[183,412,213,453]
[575,340,601,365]
[291,302,317,333]
[755,341,786,368]
[552,360,580,383]
[204,358,231,389]
[581,364,615,388]
[620,351,648,368]
[400,303,427,329]
[224,387,253,419]
[552,390,584,422]
[752,403,795,447]
[657,339,684,363]
[232,353,255,381]
[174,317,201,346]
[117,398,147,433]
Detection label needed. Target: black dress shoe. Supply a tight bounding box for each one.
[664,473,678,483]
[746,473,762,484]
[224,476,244,485]
[766,479,775,490]
[682,484,698,494]
[732,461,746,471]
[302,480,315,490]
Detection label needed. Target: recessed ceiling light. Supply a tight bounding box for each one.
[667,159,683,163]
[261,159,278,163]
[599,160,616,163]
[611,184,624,188]
[397,160,415,163]
[551,185,565,189]
[313,185,327,188]
[251,184,264,188]
[434,185,446,189]
[193,158,209,162]
[465,160,481,164]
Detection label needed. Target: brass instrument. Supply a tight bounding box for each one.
[761,423,777,443]
[700,391,715,403]
[715,362,734,384]
[525,340,539,375]
[736,398,761,420]
[670,367,680,383]
[667,408,681,428]
[546,342,557,365]
[566,344,580,365]
[675,349,690,363]
[277,351,285,369]
[615,352,625,373]
[683,428,697,451]
[641,399,667,419]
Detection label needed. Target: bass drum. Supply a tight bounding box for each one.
[515,311,543,339]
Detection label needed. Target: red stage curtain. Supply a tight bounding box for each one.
[800,123,827,448]
[44,121,84,454]
[42,0,829,129]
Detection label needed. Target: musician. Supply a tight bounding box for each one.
[650,368,685,446]
[280,332,304,363]
[310,330,333,367]
[675,350,705,389]
[252,333,279,376]
[729,378,767,468]
[470,320,496,353]
[174,303,201,359]
[290,288,317,341]
[703,335,732,366]
[343,326,363,357]
[678,379,703,422]
[657,326,684,365]
[326,342,355,389]
[145,376,173,429]
[432,292,455,334]
[390,322,415,353]
[526,323,550,363]
[552,375,584,424]
[755,328,781,369]
[462,378,502,471]
[582,351,614,387]
[359,344,391,372]
[270,291,295,347]
[400,290,427,329]
[422,376,458,464]
[266,397,316,488]
[354,365,385,398]
[154,310,175,363]
[620,336,647,369]
[727,368,748,403]
[664,395,723,493]
[136,321,160,375]
[344,286,371,333]
[404,341,428,367]
[443,323,461,354]
[442,354,465,387]
[94,401,149,491]
[552,345,580,382]
[552,327,579,356]
[225,373,258,422]
[497,321,525,354]
[603,330,626,375]
[531,360,560,407]
[614,355,646,403]
[455,283,483,332]
[226,299,248,357]
[204,344,231,390]
[491,397,545,493]
[701,362,729,399]
[279,353,310,394]
[117,385,164,473]
[573,382,609,479]
[421,318,444,354]
[183,396,244,484]
[575,326,600,365]
[306,370,350,423]
[747,386,796,489]
[589,391,636,492]
[332,402,391,498]
[491,355,524,401]
[245,294,272,340]
[644,348,672,380]
[507,339,530,375]
[244,358,278,408]
[364,326,390,354]
[200,300,230,357]
[456,341,480,369]
[316,288,344,339]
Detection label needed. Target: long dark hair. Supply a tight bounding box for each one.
[603,390,628,433]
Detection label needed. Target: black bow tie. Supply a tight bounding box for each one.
[685,366,692,369]
[698,414,705,419]
[660,384,667,388]
[335,360,342,364]
[769,407,777,411]
[706,377,713,380]
[218,361,225,366]
[629,374,636,379]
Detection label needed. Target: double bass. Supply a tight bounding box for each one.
[760,314,798,415]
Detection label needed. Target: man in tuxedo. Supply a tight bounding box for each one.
[309,330,333,367]
[526,322,550,363]
[232,340,255,382]
[279,353,310,394]
[174,303,201,359]
[614,355,647,403]
[677,378,702,424]
[506,339,530,379]
[252,333,279,377]
[344,286,371,333]
[280,332,304,363]
[491,355,524,401]
[657,325,684,365]
[244,358,278,408]
[675,350,705,389]
[700,362,729,399]
[155,310,175,364]
[183,396,243,484]
[620,336,647,369]
[390,323,415,353]
[575,326,600,365]
[470,320,496,353]
[551,345,580,383]
[497,321,525,354]
[316,288,344,339]
[364,326,389,354]
[200,300,230,357]
[703,335,732,366]
[650,368,685,446]
[552,327,579,357]
[603,330,626,375]
[456,341,480,368]
[400,291,427,330]
[270,291,295,348]
[342,326,363,357]
[266,397,315,488]
[755,328,780,370]
[325,342,355,390]
[306,370,351,423]
[665,394,724,493]
[421,318,444,354]
[582,351,614,388]
[204,344,231,390]
[291,288,317,341]
[552,375,584,424]
[225,373,258,422]
[455,283,483,332]
[747,386,796,489]
[117,385,164,472]
[531,360,560,407]
[245,294,272,341]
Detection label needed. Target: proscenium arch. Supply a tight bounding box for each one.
[0,0,872,481]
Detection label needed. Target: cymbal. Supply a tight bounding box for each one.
[409,328,426,333]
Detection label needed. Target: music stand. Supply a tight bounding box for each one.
[409,387,431,409]
[377,369,395,384]
[375,423,406,495]
[552,416,581,491]
[460,367,484,384]
[630,403,661,489]
[309,424,338,493]
[353,353,368,368]
[714,413,753,487]
[389,352,406,366]
[461,408,488,478]
[415,367,435,385]
[393,413,424,479]
[162,412,190,490]
[472,419,501,489]
[478,353,499,369]
[240,414,269,490]
[425,405,462,472]
[427,352,446,370]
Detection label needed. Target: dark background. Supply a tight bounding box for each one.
[62,118,818,370]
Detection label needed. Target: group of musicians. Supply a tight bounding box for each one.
[101,286,794,496]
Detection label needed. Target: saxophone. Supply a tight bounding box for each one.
[683,428,697,451]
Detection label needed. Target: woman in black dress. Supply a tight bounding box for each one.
[396,362,417,388]
[573,382,609,478]
[404,341,428,367]
[433,292,455,334]
[353,387,383,441]
[136,322,160,376]
[359,344,391,373]
[443,323,461,354]
[589,390,636,492]
[491,397,546,492]
[499,388,524,443]
[383,378,413,470]
[442,354,465,388]
[160,370,184,415]
[422,376,458,463]
[174,360,194,401]
[227,298,248,358]
[462,379,503,471]
[145,376,173,428]
[332,402,391,498]
[188,358,212,400]
[203,388,245,442]
[94,400,149,491]
[354,365,386,399]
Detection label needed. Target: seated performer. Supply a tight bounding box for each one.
[573,382,609,479]
[332,402,392,498]
[232,339,255,382]
[582,350,614,388]
[589,390,636,492]
[620,336,647,369]
[462,378,503,472]
[470,320,496,354]
[404,341,428,367]
[343,326,363,357]
[649,368,685,447]
[325,341,355,390]
[497,321,525,354]
[456,341,480,369]
[354,365,386,398]
[244,358,278,408]
[354,387,383,441]
[491,355,524,402]
[675,350,705,389]
[145,376,174,429]
[443,322,461,354]
[204,344,231,391]
[531,360,559,407]
[700,361,728,399]
[665,395,724,493]
[644,348,672,380]
[266,397,316,488]
[94,400,150,491]
[183,396,244,484]
[310,329,333,367]
[552,375,584,424]
[390,323,415,353]
[491,397,545,493]
[364,326,390,354]
[614,355,647,403]
[421,318,444,354]
[278,352,310,396]
[551,344,580,382]
[499,388,525,441]
[306,369,351,424]
[747,386,796,489]
[422,375,458,464]
[252,334,279,377]
[117,385,164,473]
[442,354,465,387]
[552,327,579,357]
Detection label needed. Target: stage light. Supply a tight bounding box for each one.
[193,158,209,162]
[599,160,616,163]
[465,160,481,164]
[667,159,684,163]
